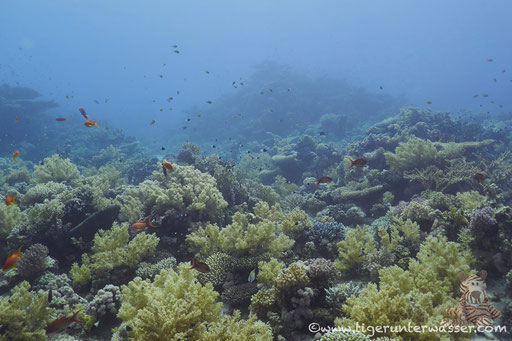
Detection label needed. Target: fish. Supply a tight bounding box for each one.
[129,217,160,234]
[248,269,256,282]
[349,158,368,168]
[162,161,174,171]
[315,176,333,186]
[161,147,165,150]
[12,150,19,162]
[482,93,489,97]
[425,101,432,105]
[151,120,156,125]
[173,50,180,54]
[5,194,18,206]
[94,100,99,104]
[493,78,497,82]
[167,97,173,102]
[104,98,109,103]
[56,117,67,121]
[84,120,98,128]
[319,131,326,136]
[189,258,210,273]
[474,172,485,183]
[473,94,479,98]
[502,69,506,73]
[15,115,19,122]
[172,45,177,48]
[206,101,212,104]
[2,245,23,271]
[195,114,201,117]
[159,74,163,78]
[487,58,493,62]
[46,311,83,334]
[205,70,210,74]
[177,90,180,95]
[379,86,383,90]
[78,107,88,119]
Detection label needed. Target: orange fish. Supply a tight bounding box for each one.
[5,194,18,206]
[162,161,174,171]
[315,176,333,187]
[15,115,19,122]
[78,107,88,119]
[46,310,83,334]
[189,258,210,273]
[349,158,367,168]
[56,117,67,121]
[84,120,98,127]
[129,217,159,234]
[13,150,19,162]
[2,245,23,271]
[474,172,485,184]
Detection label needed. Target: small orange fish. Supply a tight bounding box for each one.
[5,194,18,206]
[15,115,19,122]
[162,161,174,171]
[129,217,159,234]
[349,158,367,168]
[2,245,23,271]
[189,258,210,273]
[315,176,333,187]
[46,310,83,334]
[84,120,98,127]
[13,150,19,162]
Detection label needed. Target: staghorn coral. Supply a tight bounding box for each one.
[187,202,310,258]
[33,154,82,185]
[117,264,272,340]
[0,281,55,341]
[384,136,437,173]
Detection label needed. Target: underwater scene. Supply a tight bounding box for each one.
[1,1,512,340]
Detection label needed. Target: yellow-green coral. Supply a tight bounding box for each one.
[0,281,55,341]
[257,259,285,286]
[187,202,309,258]
[33,154,82,185]
[274,262,309,292]
[273,175,297,197]
[70,222,159,283]
[0,203,27,240]
[117,265,272,340]
[339,236,474,341]
[378,218,420,253]
[27,198,64,224]
[70,254,92,285]
[385,136,437,173]
[455,190,485,212]
[435,139,494,159]
[87,165,126,210]
[117,164,227,223]
[335,225,377,272]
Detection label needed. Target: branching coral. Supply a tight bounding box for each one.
[187,202,311,258]
[0,281,55,341]
[33,154,82,185]
[384,136,437,173]
[117,164,227,223]
[70,222,159,284]
[335,225,376,273]
[16,243,50,279]
[340,236,474,340]
[117,265,272,340]
[0,203,27,240]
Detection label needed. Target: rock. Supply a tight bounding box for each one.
[69,205,120,241]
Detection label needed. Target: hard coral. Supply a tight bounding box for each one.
[16,243,49,279]
[33,154,81,185]
[384,136,437,173]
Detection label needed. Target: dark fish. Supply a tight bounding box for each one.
[379,86,383,90]
[319,131,325,136]
[349,158,367,168]
[173,50,180,54]
[48,288,53,304]
[161,147,165,150]
[315,176,333,186]
[189,258,210,273]
[207,101,212,104]
[162,164,168,177]
[474,172,485,183]
[262,148,267,152]
[78,107,88,119]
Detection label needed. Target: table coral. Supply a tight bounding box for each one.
[117,264,272,340]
